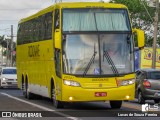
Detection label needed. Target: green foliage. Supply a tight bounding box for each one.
[0,35,7,48]
[110,0,159,47]
[0,35,16,49]
[111,0,155,27]
[0,35,16,58]
[3,50,7,56]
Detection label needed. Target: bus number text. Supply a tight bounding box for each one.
[28,45,40,57]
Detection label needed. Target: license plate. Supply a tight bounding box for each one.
[95,92,107,97]
[12,82,17,85]
[8,82,17,85]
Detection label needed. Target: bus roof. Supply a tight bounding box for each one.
[19,2,128,24]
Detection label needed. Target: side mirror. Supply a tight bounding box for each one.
[55,29,61,49]
[132,29,144,49]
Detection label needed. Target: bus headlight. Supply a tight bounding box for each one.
[63,80,81,87]
[121,80,129,86]
[117,79,135,86]
[128,79,135,84]
[121,79,135,86]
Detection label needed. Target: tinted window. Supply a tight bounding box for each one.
[17,12,53,45]
[2,69,17,74]
[55,49,61,78]
[54,9,60,29]
[148,72,160,79]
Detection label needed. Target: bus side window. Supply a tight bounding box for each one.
[17,24,21,45]
[39,15,45,41]
[45,12,53,40]
[55,48,61,78]
[54,9,60,30]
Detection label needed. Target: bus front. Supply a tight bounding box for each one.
[54,4,144,109]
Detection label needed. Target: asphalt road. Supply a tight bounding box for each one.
[0,88,159,120]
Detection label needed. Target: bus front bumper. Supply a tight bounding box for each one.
[61,84,135,102]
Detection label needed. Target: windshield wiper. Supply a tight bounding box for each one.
[103,44,119,76]
[83,43,97,76]
[103,51,119,76]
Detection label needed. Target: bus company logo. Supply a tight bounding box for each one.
[28,45,40,57]
[2,112,11,117]
[142,103,159,112]
[144,49,160,62]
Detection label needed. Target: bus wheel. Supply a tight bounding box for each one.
[25,81,33,99]
[22,82,26,97]
[51,86,64,108]
[26,88,33,99]
[110,100,122,109]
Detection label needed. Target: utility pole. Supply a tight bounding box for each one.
[1,46,3,66]
[152,0,159,68]
[11,25,13,67]
[6,39,9,66]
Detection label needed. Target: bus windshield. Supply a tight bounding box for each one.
[62,34,134,76]
[63,8,131,32]
[62,8,133,76]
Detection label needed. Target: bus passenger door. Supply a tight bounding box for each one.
[53,9,62,100]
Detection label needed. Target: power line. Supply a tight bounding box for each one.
[141,0,154,23]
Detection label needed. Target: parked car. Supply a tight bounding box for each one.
[135,69,160,104]
[0,67,17,88]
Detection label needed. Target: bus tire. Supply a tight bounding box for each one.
[26,88,33,100]
[22,80,26,97]
[51,85,64,108]
[25,79,33,100]
[110,100,122,109]
[23,81,27,98]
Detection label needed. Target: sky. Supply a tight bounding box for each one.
[0,0,109,41]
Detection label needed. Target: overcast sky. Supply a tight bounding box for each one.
[0,0,109,40]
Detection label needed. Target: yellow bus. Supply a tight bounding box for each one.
[16,2,144,109]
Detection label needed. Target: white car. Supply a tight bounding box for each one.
[0,67,17,88]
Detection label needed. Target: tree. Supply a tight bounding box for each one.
[0,35,5,46]
[0,35,16,60]
[0,35,8,48]
[110,0,159,47]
